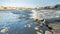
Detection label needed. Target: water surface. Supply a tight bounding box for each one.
[0,10,60,34]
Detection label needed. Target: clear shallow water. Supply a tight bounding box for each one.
[0,10,60,34]
[0,10,37,34]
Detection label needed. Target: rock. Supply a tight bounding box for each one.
[40,30,43,33]
[1,28,8,33]
[39,18,44,21]
[32,18,37,21]
[24,25,27,28]
[27,24,31,28]
[36,31,41,34]
[24,24,31,28]
[45,31,52,34]
[34,27,39,31]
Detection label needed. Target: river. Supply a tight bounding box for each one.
[0,10,60,34]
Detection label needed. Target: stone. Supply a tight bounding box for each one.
[24,25,27,28]
[27,24,31,28]
[36,31,41,34]
[45,31,52,34]
[1,28,8,33]
[34,27,39,31]
[24,24,31,28]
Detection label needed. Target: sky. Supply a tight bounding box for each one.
[0,0,60,8]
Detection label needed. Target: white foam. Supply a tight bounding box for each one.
[30,10,38,19]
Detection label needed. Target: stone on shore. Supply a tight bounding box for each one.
[1,28,8,33]
[36,31,41,34]
[34,27,39,31]
[45,31,52,34]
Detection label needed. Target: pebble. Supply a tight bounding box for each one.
[24,24,31,28]
[1,28,8,33]
[24,25,27,27]
[27,24,31,28]
[34,27,39,31]
[45,31,52,34]
[36,31,41,34]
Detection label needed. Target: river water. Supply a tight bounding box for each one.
[0,10,60,34]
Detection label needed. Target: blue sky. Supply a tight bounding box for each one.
[0,0,60,8]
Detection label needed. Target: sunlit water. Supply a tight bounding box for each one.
[0,10,60,34]
[32,10,60,19]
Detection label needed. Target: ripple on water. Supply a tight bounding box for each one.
[0,10,60,34]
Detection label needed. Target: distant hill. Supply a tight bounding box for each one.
[35,4,60,10]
